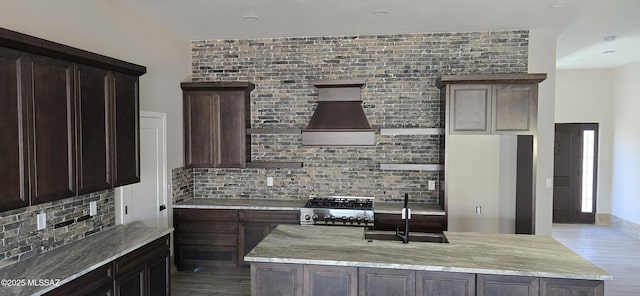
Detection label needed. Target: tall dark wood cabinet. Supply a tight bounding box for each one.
[0,27,146,211]
[76,64,112,194]
[181,82,254,168]
[112,72,140,187]
[27,54,77,204]
[0,47,29,211]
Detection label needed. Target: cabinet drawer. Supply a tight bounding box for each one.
[114,235,169,278]
[238,210,299,223]
[176,232,237,246]
[176,245,238,268]
[175,209,238,222]
[44,263,113,296]
[176,221,237,234]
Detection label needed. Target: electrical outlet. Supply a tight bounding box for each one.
[90,201,97,216]
[37,213,46,230]
[428,180,436,191]
[267,177,274,187]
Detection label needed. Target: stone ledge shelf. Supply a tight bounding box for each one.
[246,161,303,169]
[247,128,302,135]
[379,163,444,171]
[380,128,444,135]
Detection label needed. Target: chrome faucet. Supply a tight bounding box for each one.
[396,193,410,244]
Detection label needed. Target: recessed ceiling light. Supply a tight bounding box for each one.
[373,9,390,16]
[604,36,616,42]
[243,15,259,21]
[550,1,569,8]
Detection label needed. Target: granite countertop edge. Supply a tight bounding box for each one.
[243,225,612,282]
[243,256,611,281]
[174,198,446,215]
[0,224,173,296]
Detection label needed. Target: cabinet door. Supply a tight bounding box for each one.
[416,271,475,296]
[251,262,303,296]
[215,90,246,168]
[477,274,538,296]
[28,54,76,204]
[448,84,491,135]
[238,222,271,266]
[75,64,112,194]
[183,90,217,167]
[492,84,536,134]
[304,265,358,296]
[540,278,604,296]
[359,268,416,296]
[0,48,29,210]
[147,251,170,296]
[114,268,145,296]
[112,72,140,187]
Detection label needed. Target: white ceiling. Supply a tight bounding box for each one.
[115,0,640,69]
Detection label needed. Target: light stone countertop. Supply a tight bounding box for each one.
[0,223,173,296]
[374,202,445,215]
[245,225,611,281]
[173,198,445,216]
[173,198,307,210]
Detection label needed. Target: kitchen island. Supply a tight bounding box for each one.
[245,225,610,296]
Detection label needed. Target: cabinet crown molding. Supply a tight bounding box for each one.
[0,27,146,76]
[436,73,547,89]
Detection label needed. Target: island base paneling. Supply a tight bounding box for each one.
[249,263,605,296]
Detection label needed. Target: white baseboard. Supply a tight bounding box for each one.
[596,213,611,226]
[610,215,640,240]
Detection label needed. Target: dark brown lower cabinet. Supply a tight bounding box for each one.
[44,263,113,296]
[540,278,604,296]
[374,214,447,233]
[114,234,170,296]
[251,262,303,296]
[304,265,358,296]
[114,267,144,296]
[416,271,475,296]
[477,274,539,296]
[359,268,416,296]
[45,235,168,296]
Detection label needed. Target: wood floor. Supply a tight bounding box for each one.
[552,224,640,296]
[171,225,640,296]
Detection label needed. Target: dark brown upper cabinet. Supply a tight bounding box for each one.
[112,72,140,187]
[27,54,77,205]
[437,74,546,135]
[181,82,254,168]
[75,64,112,194]
[0,27,145,212]
[0,47,29,211]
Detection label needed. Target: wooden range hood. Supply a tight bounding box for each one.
[302,79,375,146]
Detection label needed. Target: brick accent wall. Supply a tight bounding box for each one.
[172,167,194,204]
[0,190,115,264]
[184,30,529,203]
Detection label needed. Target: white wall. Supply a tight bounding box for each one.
[447,136,517,233]
[528,30,557,235]
[0,0,191,172]
[555,70,615,215]
[611,61,640,225]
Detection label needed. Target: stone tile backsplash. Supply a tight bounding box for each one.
[172,167,194,204]
[0,190,115,265]
[178,30,529,204]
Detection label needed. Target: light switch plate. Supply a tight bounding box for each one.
[37,213,46,230]
[267,177,274,187]
[90,201,97,216]
[428,180,436,191]
[546,178,553,188]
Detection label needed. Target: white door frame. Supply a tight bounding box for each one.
[115,111,168,226]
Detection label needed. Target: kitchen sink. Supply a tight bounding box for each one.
[363,229,448,243]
